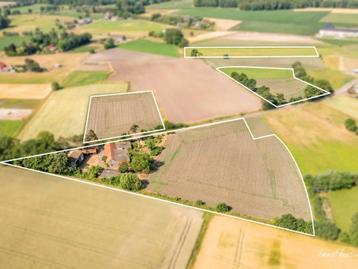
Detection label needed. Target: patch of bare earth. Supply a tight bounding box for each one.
[92,49,261,123]
[194,216,358,269]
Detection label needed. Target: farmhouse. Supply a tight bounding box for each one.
[319,25,358,38]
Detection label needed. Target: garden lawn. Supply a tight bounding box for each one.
[62,71,111,87]
[327,187,358,231]
[177,8,328,35]
[119,39,179,57]
[0,120,24,137]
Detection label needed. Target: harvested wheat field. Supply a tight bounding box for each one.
[0,164,203,269]
[194,216,358,269]
[18,83,128,141]
[149,119,311,221]
[93,49,261,123]
[0,84,51,99]
[85,92,164,141]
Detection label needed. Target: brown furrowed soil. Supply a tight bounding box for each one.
[194,216,358,269]
[87,49,261,123]
[85,92,163,141]
[0,164,203,269]
[149,119,311,221]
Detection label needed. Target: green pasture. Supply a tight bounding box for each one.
[149,0,193,9]
[0,35,30,51]
[62,71,111,88]
[320,13,358,27]
[327,187,358,231]
[0,120,24,137]
[306,67,354,89]
[119,39,179,57]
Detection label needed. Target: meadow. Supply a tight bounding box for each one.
[78,19,167,37]
[119,39,179,57]
[327,187,358,232]
[0,35,30,51]
[0,120,24,137]
[320,13,358,27]
[62,70,111,88]
[0,164,202,269]
[176,8,328,35]
[265,97,358,175]
[306,67,354,89]
[18,83,128,140]
[150,119,311,221]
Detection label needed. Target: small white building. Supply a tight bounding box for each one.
[77,17,92,25]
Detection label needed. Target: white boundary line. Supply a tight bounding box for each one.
[1,117,315,236]
[184,46,320,59]
[216,66,331,108]
[82,90,166,144]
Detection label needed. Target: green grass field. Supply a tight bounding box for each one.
[186,47,318,57]
[0,164,202,269]
[79,19,167,35]
[0,120,24,137]
[327,187,358,231]
[149,0,193,9]
[18,83,128,140]
[0,35,30,51]
[306,67,354,89]
[119,39,179,57]
[177,8,328,35]
[266,100,358,175]
[320,13,358,27]
[62,71,111,87]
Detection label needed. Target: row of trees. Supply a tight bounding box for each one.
[4,28,92,56]
[230,71,287,109]
[150,13,215,30]
[274,214,313,233]
[193,0,358,9]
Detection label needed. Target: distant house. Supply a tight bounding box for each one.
[319,24,358,38]
[77,17,92,25]
[0,62,13,72]
[68,150,84,166]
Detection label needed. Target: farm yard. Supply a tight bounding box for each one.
[149,119,312,221]
[193,216,358,269]
[0,164,202,269]
[18,83,128,140]
[185,46,318,58]
[84,92,164,142]
[219,66,327,101]
[97,48,261,123]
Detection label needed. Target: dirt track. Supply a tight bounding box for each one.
[94,49,261,123]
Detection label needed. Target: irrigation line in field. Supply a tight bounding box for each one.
[82,90,166,144]
[1,116,316,237]
[183,46,320,59]
[216,66,331,108]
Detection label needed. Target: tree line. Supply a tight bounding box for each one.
[193,0,358,9]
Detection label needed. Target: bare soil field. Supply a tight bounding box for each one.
[0,108,32,120]
[0,84,51,99]
[94,49,261,123]
[85,92,164,141]
[0,164,202,269]
[194,216,358,269]
[149,120,312,221]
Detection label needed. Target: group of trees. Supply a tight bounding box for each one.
[163,28,188,47]
[292,62,334,98]
[274,214,313,233]
[0,14,10,30]
[193,0,358,9]
[345,118,358,135]
[4,28,92,56]
[150,13,215,30]
[230,71,287,109]
[305,172,358,243]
